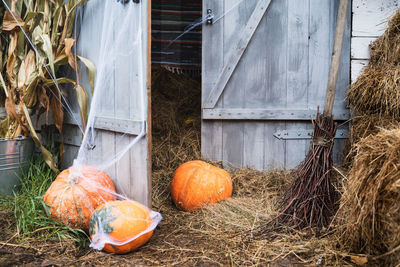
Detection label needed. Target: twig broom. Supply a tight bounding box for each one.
[277,0,349,230]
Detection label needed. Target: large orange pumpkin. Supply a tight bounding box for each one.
[43,165,116,231]
[89,200,155,254]
[171,160,232,211]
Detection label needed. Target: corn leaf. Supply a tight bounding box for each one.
[2,11,24,32]
[22,104,59,173]
[40,34,55,77]
[75,84,88,130]
[0,72,8,98]
[78,56,95,94]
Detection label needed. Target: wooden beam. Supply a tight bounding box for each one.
[202,108,350,121]
[203,0,272,109]
[147,0,152,208]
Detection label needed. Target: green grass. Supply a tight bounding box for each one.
[4,155,88,246]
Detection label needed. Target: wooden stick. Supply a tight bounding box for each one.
[323,0,349,117]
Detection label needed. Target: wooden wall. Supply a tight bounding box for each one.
[351,0,399,82]
[202,0,351,170]
[62,0,151,206]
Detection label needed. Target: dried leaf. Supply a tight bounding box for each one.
[0,72,8,98]
[41,34,55,77]
[5,97,18,121]
[78,56,95,94]
[6,32,18,88]
[41,77,75,87]
[64,38,78,71]
[38,86,50,124]
[49,87,63,133]
[2,11,24,32]
[75,84,88,130]
[17,50,35,88]
[22,104,59,173]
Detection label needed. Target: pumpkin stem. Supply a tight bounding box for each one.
[68,172,80,186]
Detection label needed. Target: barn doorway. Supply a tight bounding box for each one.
[150,1,203,187]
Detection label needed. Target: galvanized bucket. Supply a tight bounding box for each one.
[0,136,35,195]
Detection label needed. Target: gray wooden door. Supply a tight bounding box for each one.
[202,0,351,170]
[62,0,151,206]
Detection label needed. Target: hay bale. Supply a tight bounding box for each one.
[369,9,400,66]
[343,114,399,167]
[338,128,400,264]
[347,65,400,118]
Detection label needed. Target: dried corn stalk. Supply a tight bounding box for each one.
[0,0,94,172]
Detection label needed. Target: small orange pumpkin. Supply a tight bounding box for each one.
[43,165,116,231]
[171,160,232,211]
[89,200,155,254]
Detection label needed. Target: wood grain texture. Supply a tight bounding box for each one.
[203,0,272,108]
[352,0,399,37]
[286,0,309,168]
[351,37,375,59]
[201,0,224,161]
[202,0,351,170]
[62,0,150,205]
[323,0,349,116]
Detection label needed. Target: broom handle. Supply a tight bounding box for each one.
[323,0,349,117]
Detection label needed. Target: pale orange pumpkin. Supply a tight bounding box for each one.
[43,165,116,231]
[171,160,232,211]
[89,200,155,254]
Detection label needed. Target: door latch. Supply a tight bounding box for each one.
[117,0,140,4]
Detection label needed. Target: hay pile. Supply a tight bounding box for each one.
[149,67,361,265]
[343,114,399,166]
[345,9,400,166]
[338,9,400,265]
[347,9,400,118]
[338,128,400,265]
[151,66,201,173]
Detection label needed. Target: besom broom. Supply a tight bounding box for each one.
[258,0,350,232]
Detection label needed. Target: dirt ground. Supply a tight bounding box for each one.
[0,69,357,266]
[0,202,305,266]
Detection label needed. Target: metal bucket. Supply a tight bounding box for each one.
[0,136,35,195]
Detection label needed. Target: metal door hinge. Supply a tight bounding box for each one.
[206,9,214,25]
[273,129,349,140]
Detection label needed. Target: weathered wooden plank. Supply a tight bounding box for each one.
[308,0,331,109]
[128,0,151,204]
[333,0,351,113]
[60,124,81,169]
[263,0,288,169]
[201,0,224,162]
[323,0,349,116]
[351,59,368,82]
[264,122,286,169]
[201,0,350,170]
[114,11,133,199]
[146,0,152,208]
[285,0,309,168]
[130,137,149,206]
[202,108,350,120]
[222,122,243,168]
[239,0,266,170]
[203,0,272,109]
[352,0,399,37]
[243,122,264,169]
[263,0,288,108]
[220,0,253,168]
[351,37,376,59]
